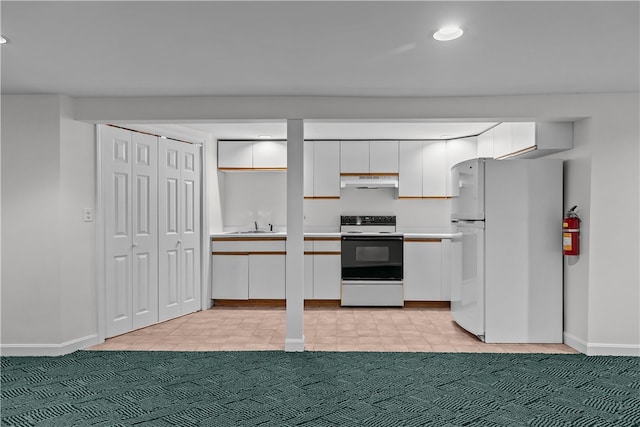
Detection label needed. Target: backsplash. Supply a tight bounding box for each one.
[220,171,287,230]
[220,172,451,232]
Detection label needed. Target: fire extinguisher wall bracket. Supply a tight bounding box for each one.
[563,206,580,256]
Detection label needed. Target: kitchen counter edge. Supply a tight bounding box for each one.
[210,232,461,239]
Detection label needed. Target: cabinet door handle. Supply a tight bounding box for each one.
[177,239,182,245]
[132,242,138,248]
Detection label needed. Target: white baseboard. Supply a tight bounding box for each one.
[564,332,640,356]
[1,334,100,357]
[285,337,305,352]
[563,332,588,354]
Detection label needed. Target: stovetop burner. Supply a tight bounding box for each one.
[340,215,397,234]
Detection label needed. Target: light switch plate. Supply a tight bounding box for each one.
[83,208,93,222]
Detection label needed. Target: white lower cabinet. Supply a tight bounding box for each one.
[249,254,286,299]
[304,237,341,300]
[304,254,314,299]
[212,254,249,299]
[211,237,286,299]
[313,254,341,299]
[403,238,448,301]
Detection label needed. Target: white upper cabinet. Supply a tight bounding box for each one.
[340,140,398,174]
[313,141,340,197]
[492,123,512,159]
[218,140,287,170]
[484,122,572,159]
[510,122,536,155]
[446,137,477,196]
[477,127,495,158]
[369,140,399,173]
[493,122,535,158]
[399,141,423,197]
[303,141,314,197]
[305,140,340,198]
[423,141,447,197]
[218,141,253,168]
[253,140,287,168]
[399,140,447,198]
[340,140,370,173]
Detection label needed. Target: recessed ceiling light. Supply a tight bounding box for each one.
[433,26,463,41]
[440,134,454,139]
[0,36,7,44]
[258,135,272,139]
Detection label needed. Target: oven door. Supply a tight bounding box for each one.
[341,235,403,280]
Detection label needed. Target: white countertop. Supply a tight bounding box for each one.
[211,231,460,239]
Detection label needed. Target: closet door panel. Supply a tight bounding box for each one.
[131,132,159,329]
[158,139,183,321]
[102,126,134,338]
[180,144,202,315]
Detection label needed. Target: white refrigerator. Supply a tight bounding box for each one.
[450,158,563,343]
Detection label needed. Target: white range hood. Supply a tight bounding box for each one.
[340,175,399,189]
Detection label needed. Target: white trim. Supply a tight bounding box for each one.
[285,337,305,352]
[564,332,640,356]
[586,342,640,357]
[201,137,212,310]
[1,334,100,357]
[95,125,106,342]
[563,331,588,354]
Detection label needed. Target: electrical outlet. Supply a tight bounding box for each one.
[83,208,94,222]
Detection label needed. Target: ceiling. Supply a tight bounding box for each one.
[2,1,638,98]
[1,1,637,139]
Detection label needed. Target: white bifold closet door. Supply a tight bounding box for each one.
[102,126,201,338]
[102,126,159,338]
[158,138,201,321]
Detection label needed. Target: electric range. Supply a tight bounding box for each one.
[340,215,404,307]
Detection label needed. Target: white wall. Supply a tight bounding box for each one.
[550,118,591,344]
[585,100,639,353]
[220,171,287,230]
[76,93,637,355]
[548,95,639,355]
[304,189,450,232]
[58,97,97,344]
[2,95,62,345]
[3,93,636,355]
[217,171,451,232]
[1,95,97,354]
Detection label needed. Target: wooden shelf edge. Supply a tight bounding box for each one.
[218,167,287,172]
[340,172,399,177]
[213,299,286,308]
[304,237,341,241]
[403,301,451,309]
[211,300,450,309]
[398,196,452,200]
[211,237,287,241]
[304,196,340,200]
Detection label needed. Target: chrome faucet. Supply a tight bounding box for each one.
[269,223,273,232]
[254,221,258,231]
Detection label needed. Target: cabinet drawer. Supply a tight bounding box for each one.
[304,236,341,253]
[211,238,286,253]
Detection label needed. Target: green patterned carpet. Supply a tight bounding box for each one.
[1,351,639,426]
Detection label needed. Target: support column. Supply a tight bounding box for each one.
[285,118,305,352]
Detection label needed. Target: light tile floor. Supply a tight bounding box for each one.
[90,307,578,353]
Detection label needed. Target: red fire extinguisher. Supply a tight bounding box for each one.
[563,206,580,256]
